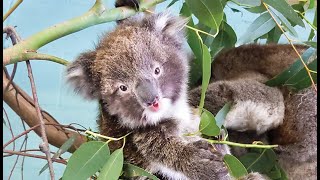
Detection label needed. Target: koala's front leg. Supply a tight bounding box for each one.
[189,78,285,134]
[133,124,230,180]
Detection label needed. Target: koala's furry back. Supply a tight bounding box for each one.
[189,44,317,180]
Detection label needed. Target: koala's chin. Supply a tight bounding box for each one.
[119,94,188,129]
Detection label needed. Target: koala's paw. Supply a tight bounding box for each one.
[187,147,230,180]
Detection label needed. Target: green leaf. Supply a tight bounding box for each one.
[3,118,7,127]
[98,148,124,180]
[62,141,110,180]
[303,41,317,48]
[232,0,261,7]
[237,12,276,45]
[215,102,231,129]
[239,149,277,173]
[266,27,282,43]
[223,154,248,178]
[308,0,315,9]
[266,164,282,179]
[308,8,317,41]
[185,0,223,31]
[210,21,237,56]
[122,163,159,180]
[180,3,203,87]
[40,134,78,175]
[245,4,266,13]
[167,0,179,7]
[263,0,305,27]
[198,44,212,110]
[269,6,298,37]
[199,109,220,136]
[265,47,317,88]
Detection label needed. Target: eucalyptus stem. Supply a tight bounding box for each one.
[85,130,131,142]
[3,0,166,66]
[205,139,278,149]
[3,0,23,22]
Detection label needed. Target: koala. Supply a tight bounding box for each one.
[189,44,317,179]
[65,1,269,179]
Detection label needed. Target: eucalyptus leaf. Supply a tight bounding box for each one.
[199,109,220,136]
[265,47,317,88]
[308,8,317,41]
[211,21,237,56]
[40,134,78,175]
[237,12,276,45]
[199,44,211,110]
[269,6,298,37]
[180,3,203,87]
[263,0,305,27]
[245,4,266,13]
[185,0,223,31]
[62,141,110,180]
[98,148,124,180]
[266,164,282,179]
[3,118,7,127]
[167,0,179,7]
[239,149,277,173]
[122,163,159,180]
[266,27,282,43]
[308,0,315,9]
[232,0,261,7]
[215,102,231,129]
[223,154,248,178]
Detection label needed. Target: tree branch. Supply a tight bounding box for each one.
[3,0,166,65]
[3,150,67,165]
[3,72,86,152]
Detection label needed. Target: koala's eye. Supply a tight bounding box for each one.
[119,85,128,92]
[154,67,160,75]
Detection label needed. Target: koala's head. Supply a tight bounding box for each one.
[66,13,190,129]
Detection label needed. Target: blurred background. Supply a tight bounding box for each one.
[3,0,316,179]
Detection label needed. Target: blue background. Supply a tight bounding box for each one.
[3,0,316,179]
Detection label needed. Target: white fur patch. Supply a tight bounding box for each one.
[155,12,170,31]
[224,100,284,134]
[66,67,84,78]
[149,162,189,180]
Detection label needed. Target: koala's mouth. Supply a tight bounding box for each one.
[147,99,160,112]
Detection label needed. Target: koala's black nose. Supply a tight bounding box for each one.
[136,79,159,106]
[146,96,159,106]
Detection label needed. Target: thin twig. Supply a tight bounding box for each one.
[3,123,84,149]
[3,150,67,165]
[205,139,278,149]
[3,0,23,22]
[8,137,27,180]
[263,2,317,92]
[3,108,15,151]
[20,119,28,180]
[25,60,55,179]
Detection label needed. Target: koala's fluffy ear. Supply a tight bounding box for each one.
[150,12,189,37]
[65,51,100,100]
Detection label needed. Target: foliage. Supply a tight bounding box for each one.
[3,0,317,179]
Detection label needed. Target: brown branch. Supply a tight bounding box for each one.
[25,59,55,179]
[3,72,86,152]
[3,150,67,165]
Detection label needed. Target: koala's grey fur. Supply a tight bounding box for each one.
[66,10,230,180]
[65,1,272,179]
[190,44,317,179]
